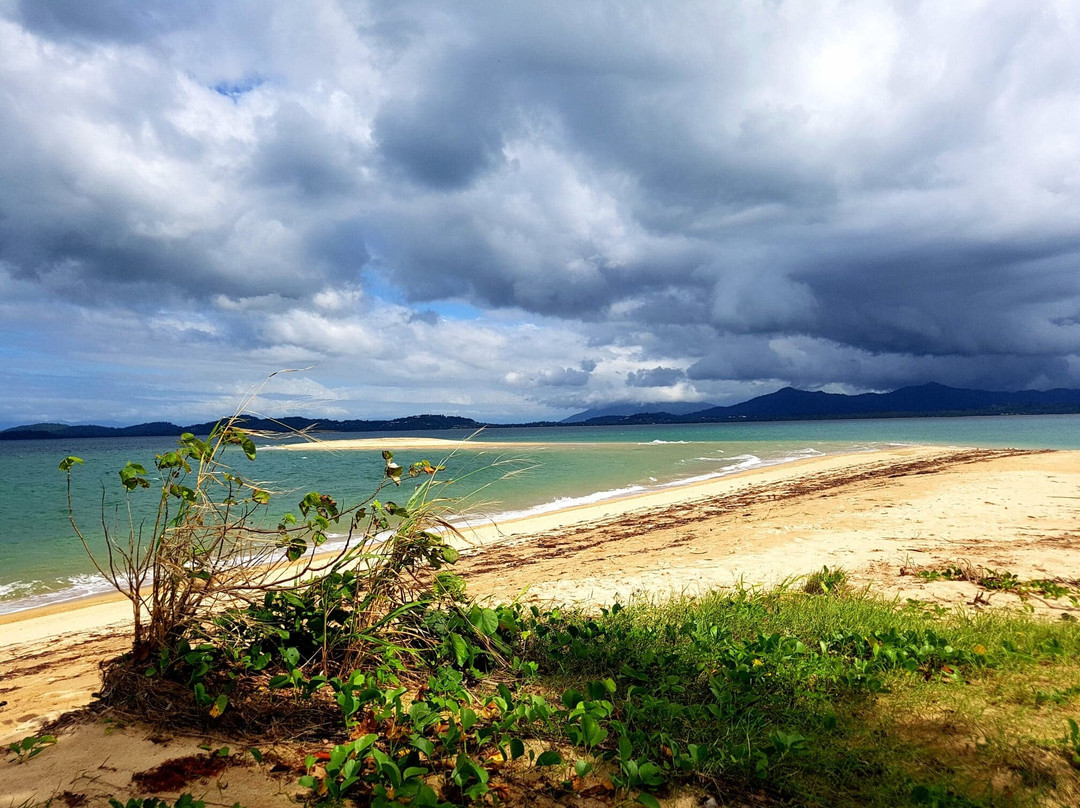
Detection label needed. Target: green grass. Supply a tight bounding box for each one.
[84,581,1080,808]
[521,584,1080,807]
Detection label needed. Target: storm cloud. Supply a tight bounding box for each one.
[2,0,1079,425]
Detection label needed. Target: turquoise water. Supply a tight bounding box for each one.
[2,414,1080,613]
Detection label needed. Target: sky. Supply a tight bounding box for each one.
[2,1,1080,426]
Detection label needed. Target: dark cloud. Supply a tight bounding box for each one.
[626,367,685,388]
[250,102,365,199]
[374,75,506,189]
[13,0,213,43]
[2,1,1080,425]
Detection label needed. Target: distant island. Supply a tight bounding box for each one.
[5,382,1080,440]
[0,414,483,441]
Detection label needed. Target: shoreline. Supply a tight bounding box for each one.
[0,443,870,621]
[449,444,1080,613]
[0,444,1017,635]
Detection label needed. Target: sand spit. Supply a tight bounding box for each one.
[267,436,562,450]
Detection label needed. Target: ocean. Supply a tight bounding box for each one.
[3,414,1080,615]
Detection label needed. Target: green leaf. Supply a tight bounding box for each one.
[497,682,514,706]
[156,451,190,471]
[248,748,263,764]
[169,484,196,502]
[353,733,378,755]
[509,737,525,760]
[282,646,301,668]
[385,462,403,485]
[638,762,665,786]
[285,537,307,562]
[58,456,83,472]
[478,607,499,636]
[450,633,468,667]
[210,694,228,718]
[580,714,607,747]
[637,793,661,808]
[118,462,150,491]
[535,750,563,767]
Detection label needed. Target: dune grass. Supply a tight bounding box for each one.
[524,584,1080,807]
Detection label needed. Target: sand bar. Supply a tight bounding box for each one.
[267,435,569,450]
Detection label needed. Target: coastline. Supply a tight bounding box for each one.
[0,444,911,629]
[0,442,864,620]
[452,445,1080,611]
[1,443,1068,640]
[0,434,846,618]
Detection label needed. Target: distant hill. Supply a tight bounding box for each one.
[576,383,1080,425]
[0,421,184,440]
[561,401,718,424]
[696,383,1080,421]
[0,414,483,441]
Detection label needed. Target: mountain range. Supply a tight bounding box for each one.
[4,383,1080,440]
[568,383,1080,425]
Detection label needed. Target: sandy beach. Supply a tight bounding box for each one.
[2,444,1079,805]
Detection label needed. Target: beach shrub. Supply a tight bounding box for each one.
[61,411,460,656]
[61,412,500,738]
